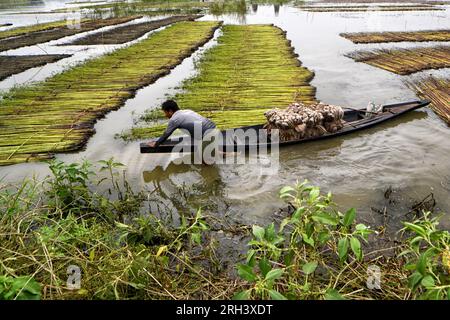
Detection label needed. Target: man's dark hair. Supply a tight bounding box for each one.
[161,100,180,112]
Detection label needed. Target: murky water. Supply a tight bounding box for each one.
[0,3,449,230]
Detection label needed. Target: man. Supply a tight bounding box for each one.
[146,100,217,148]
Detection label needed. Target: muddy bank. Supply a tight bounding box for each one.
[65,14,203,45]
[0,54,71,81]
[0,16,140,52]
[341,29,450,44]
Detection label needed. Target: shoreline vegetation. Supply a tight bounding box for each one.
[0,21,222,166]
[346,46,450,75]
[0,16,141,52]
[407,77,450,125]
[340,30,450,44]
[123,24,316,140]
[0,159,448,300]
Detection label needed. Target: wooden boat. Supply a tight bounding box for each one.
[140,99,430,153]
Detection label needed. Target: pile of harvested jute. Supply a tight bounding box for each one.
[264,102,345,141]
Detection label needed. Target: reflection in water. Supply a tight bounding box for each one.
[142,161,227,224]
[274,4,280,16]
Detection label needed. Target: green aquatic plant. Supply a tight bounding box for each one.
[0,159,228,299]
[400,211,450,300]
[234,180,373,300]
[130,24,316,139]
[0,21,221,166]
[0,159,448,299]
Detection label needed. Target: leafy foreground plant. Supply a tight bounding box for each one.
[0,162,448,300]
[0,159,236,299]
[400,212,450,299]
[234,181,449,300]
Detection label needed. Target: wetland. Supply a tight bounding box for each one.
[0,0,449,301]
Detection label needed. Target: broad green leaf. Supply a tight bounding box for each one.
[237,264,256,282]
[252,225,265,241]
[301,232,315,247]
[421,275,435,288]
[403,222,426,237]
[265,223,276,242]
[233,290,251,300]
[324,289,346,300]
[292,207,305,221]
[350,237,362,261]
[265,268,284,282]
[8,276,41,300]
[269,289,287,300]
[309,188,320,201]
[312,213,338,226]
[338,237,349,261]
[279,186,295,197]
[343,208,356,227]
[417,253,428,276]
[355,223,367,231]
[302,261,318,275]
[259,258,272,277]
[190,232,201,245]
[246,249,256,267]
[408,272,423,289]
[318,231,331,244]
[284,249,295,266]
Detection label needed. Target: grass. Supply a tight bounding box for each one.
[407,77,450,125]
[0,21,222,166]
[0,160,448,300]
[346,46,450,75]
[341,30,450,44]
[126,24,316,140]
[0,159,243,299]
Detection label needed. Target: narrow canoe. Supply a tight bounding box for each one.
[140,99,430,153]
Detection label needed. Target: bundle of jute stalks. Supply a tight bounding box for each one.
[264,102,345,141]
